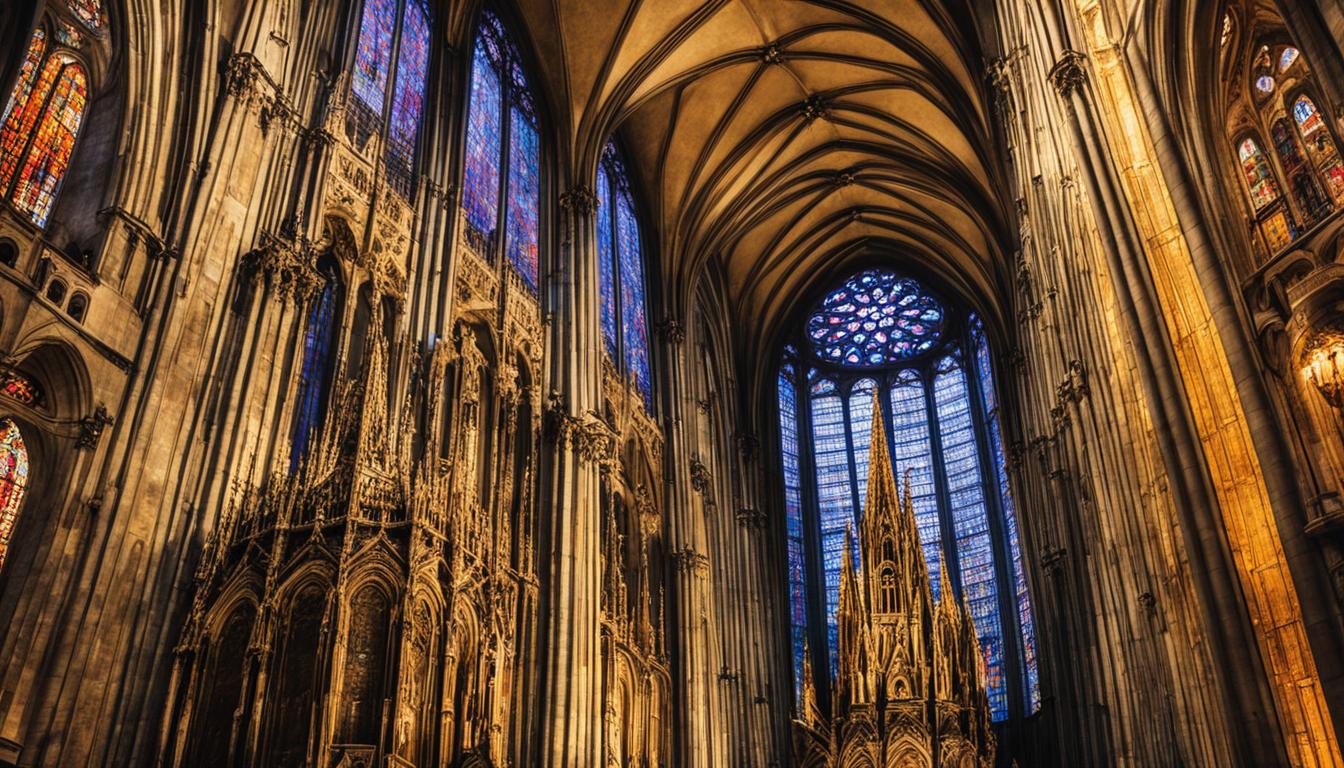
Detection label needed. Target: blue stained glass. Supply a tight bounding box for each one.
[617,188,652,407]
[506,106,540,291]
[385,0,429,192]
[974,322,1040,714]
[807,269,943,366]
[848,379,877,514]
[352,0,397,111]
[811,388,853,676]
[462,38,502,249]
[291,263,340,471]
[779,365,808,702]
[596,163,618,354]
[935,354,1007,720]
[889,370,943,599]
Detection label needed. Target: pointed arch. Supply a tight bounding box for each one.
[0,419,30,575]
[290,257,342,471]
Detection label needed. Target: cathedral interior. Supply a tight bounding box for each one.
[4,0,1344,765]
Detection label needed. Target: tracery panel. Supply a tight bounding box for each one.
[0,419,30,575]
[290,260,341,471]
[888,370,941,598]
[778,365,808,700]
[809,379,851,675]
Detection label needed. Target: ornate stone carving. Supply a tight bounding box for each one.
[76,405,113,450]
[1048,50,1088,99]
[559,185,597,217]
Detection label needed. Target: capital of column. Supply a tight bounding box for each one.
[559,185,598,217]
[1048,50,1088,99]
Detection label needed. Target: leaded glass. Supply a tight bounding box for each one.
[462,37,502,251]
[352,0,396,111]
[935,354,1006,720]
[848,378,877,511]
[506,106,540,291]
[1280,46,1300,71]
[1294,95,1325,137]
[1255,75,1275,94]
[617,186,652,407]
[385,0,429,196]
[0,419,29,574]
[1238,137,1281,210]
[811,385,852,676]
[779,364,808,701]
[67,0,105,30]
[973,320,1039,714]
[0,370,45,408]
[807,269,943,366]
[597,163,618,355]
[2,30,46,130]
[4,55,87,228]
[290,263,340,471]
[889,369,942,598]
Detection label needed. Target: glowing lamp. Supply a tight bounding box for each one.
[1301,329,1344,407]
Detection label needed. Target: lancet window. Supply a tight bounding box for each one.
[1225,33,1344,257]
[346,0,431,198]
[0,418,30,575]
[0,22,90,228]
[460,9,541,293]
[596,142,653,407]
[778,268,1039,722]
[290,259,341,470]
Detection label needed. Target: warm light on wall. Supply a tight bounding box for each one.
[1301,328,1344,407]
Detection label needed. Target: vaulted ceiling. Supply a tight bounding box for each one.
[508,0,1012,351]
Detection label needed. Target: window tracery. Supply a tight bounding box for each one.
[290,260,341,471]
[0,27,89,228]
[597,143,653,407]
[66,0,105,31]
[347,0,430,198]
[779,269,1038,721]
[460,10,540,292]
[0,419,30,575]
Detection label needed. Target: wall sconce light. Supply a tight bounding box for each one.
[1301,328,1344,407]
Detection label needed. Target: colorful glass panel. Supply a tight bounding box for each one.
[889,369,942,598]
[779,365,809,702]
[385,0,430,193]
[1260,207,1294,251]
[352,0,397,111]
[1280,47,1300,71]
[811,385,852,676]
[1294,95,1325,137]
[8,57,87,228]
[506,106,540,291]
[1255,75,1275,94]
[0,38,59,195]
[617,187,652,407]
[461,37,502,250]
[974,321,1039,714]
[290,264,340,471]
[848,378,877,513]
[807,269,943,366]
[597,163,618,354]
[0,370,44,408]
[935,354,1006,720]
[2,29,46,128]
[67,0,105,30]
[1238,137,1281,210]
[0,419,29,574]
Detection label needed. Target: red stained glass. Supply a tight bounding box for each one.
[10,57,87,227]
[0,370,45,408]
[67,0,106,30]
[0,419,30,574]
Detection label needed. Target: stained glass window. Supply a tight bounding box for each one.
[1238,137,1281,210]
[0,33,87,229]
[1294,95,1325,137]
[889,369,942,598]
[506,106,540,291]
[0,370,45,409]
[1255,75,1275,94]
[779,364,808,702]
[935,353,1006,720]
[0,419,30,575]
[462,38,502,251]
[67,0,106,30]
[385,0,429,196]
[973,318,1039,714]
[1280,47,1300,71]
[597,143,654,408]
[785,276,1038,722]
[810,381,852,676]
[290,262,340,472]
[352,0,396,111]
[807,269,943,366]
[597,163,618,353]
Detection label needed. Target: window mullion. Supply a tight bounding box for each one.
[796,369,834,713]
[493,56,512,267]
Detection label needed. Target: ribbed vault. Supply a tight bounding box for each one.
[510,0,1011,354]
